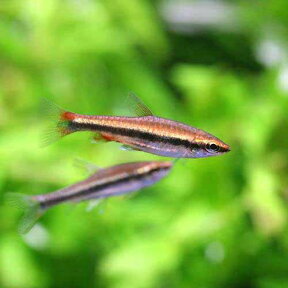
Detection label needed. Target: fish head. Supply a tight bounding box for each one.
[190,130,230,158]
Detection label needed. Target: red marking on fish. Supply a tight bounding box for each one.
[61,111,76,121]
[101,133,115,142]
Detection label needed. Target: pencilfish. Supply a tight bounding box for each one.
[45,95,230,158]
[8,161,172,234]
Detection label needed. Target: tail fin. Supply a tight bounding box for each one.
[41,98,75,146]
[6,193,45,234]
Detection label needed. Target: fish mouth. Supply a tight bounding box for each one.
[221,143,231,153]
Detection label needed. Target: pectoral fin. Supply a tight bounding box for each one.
[120,144,141,152]
[86,199,102,212]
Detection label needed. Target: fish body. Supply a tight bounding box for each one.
[35,161,172,209]
[49,95,230,158]
[66,114,230,158]
[8,161,172,233]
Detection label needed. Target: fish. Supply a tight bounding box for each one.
[43,94,230,158]
[7,160,173,234]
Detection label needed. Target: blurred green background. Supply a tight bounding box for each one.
[1,1,288,287]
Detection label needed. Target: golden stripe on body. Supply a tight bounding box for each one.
[73,116,204,142]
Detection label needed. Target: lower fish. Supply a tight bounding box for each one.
[44,94,230,158]
[7,161,173,234]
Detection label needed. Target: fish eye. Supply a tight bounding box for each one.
[206,143,219,152]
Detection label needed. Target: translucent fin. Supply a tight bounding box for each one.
[91,133,106,144]
[91,133,113,144]
[6,193,44,234]
[126,93,154,117]
[41,98,75,147]
[86,199,102,212]
[120,144,141,151]
[121,190,140,200]
[172,158,181,164]
[73,158,101,175]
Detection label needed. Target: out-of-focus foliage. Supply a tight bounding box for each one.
[1,1,288,288]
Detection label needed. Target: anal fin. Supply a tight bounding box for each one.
[86,199,102,212]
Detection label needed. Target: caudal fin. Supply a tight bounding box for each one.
[41,98,75,146]
[6,193,45,234]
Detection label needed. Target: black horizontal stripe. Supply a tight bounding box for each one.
[41,166,170,208]
[70,121,204,150]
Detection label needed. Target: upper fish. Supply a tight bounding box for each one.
[44,94,230,158]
